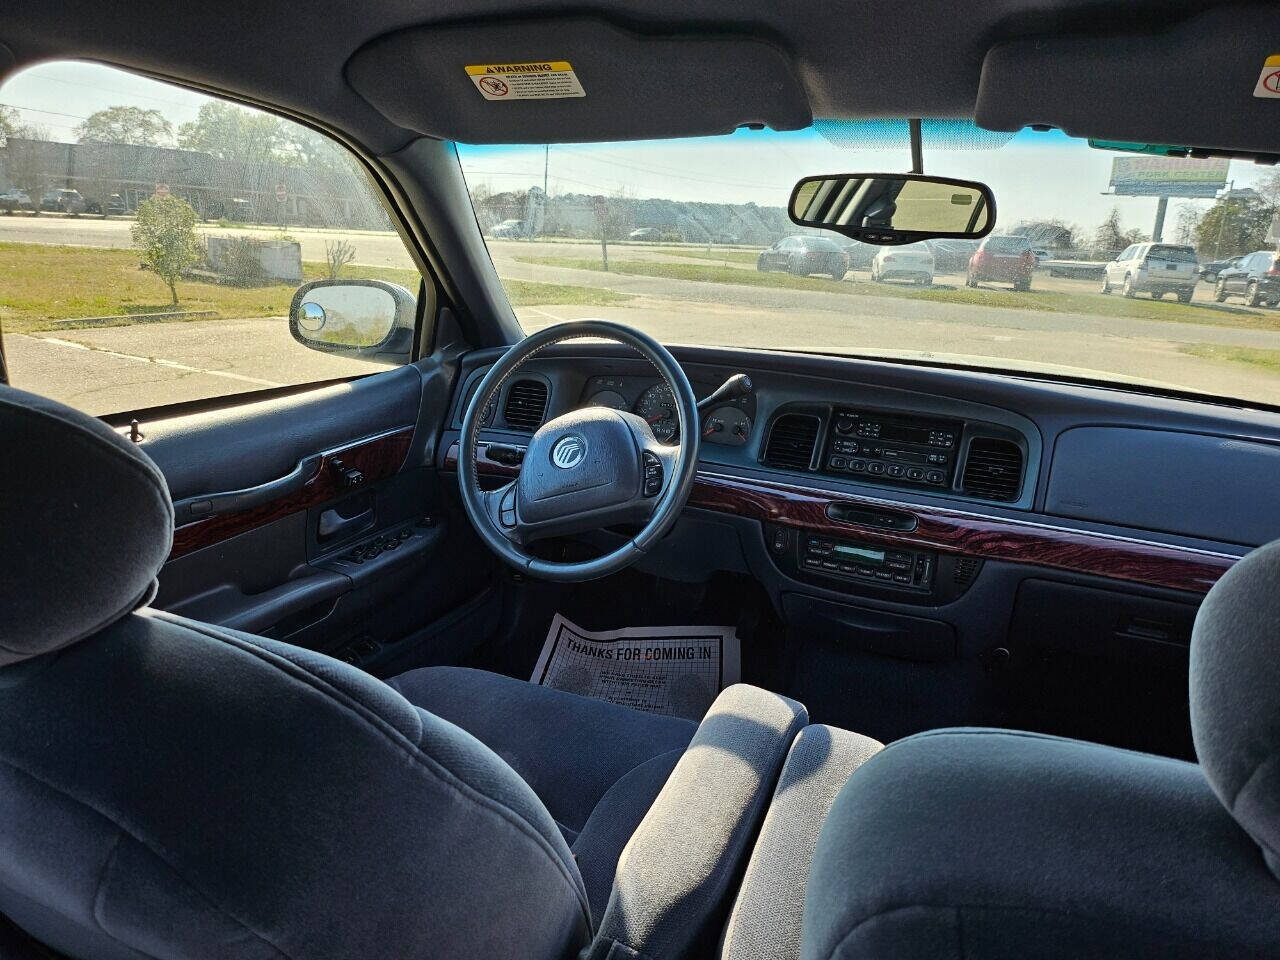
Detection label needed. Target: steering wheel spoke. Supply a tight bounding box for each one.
[481,479,525,547]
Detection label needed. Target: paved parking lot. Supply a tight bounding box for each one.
[6,215,1280,412]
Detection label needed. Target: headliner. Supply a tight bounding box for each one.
[1,0,1271,154]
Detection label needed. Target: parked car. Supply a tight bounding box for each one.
[1200,256,1241,282]
[103,193,127,216]
[838,238,878,271]
[626,227,661,241]
[756,235,849,279]
[490,218,526,238]
[871,242,935,284]
[1214,250,1280,307]
[0,187,33,212]
[929,237,981,272]
[39,188,88,214]
[1101,242,1198,301]
[967,234,1035,290]
[1031,247,1050,266]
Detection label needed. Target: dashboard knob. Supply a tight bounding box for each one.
[834,416,856,435]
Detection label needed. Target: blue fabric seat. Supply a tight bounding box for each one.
[390,666,696,919]
[0,384,688,959]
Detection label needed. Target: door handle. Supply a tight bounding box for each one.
[172,455,321,525]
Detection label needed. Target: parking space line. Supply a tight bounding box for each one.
[524,306,568,323]
[32,336,284,387]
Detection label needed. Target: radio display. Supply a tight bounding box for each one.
[832,544,885,564]
[879,422,931,445]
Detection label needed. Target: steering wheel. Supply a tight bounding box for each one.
[458,320,700,582]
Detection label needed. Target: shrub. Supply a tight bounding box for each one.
[131,195,202,305]
[324,239,356,279]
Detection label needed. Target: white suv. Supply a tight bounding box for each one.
[1102,242,1198,302]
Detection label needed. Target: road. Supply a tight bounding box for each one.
[6,214,1280,411]
[6,318,389,414]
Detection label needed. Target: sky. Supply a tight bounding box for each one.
[4,60,1273,239]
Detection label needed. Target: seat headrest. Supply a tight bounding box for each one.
[0,385,173,664]
[1191,539,1280,877]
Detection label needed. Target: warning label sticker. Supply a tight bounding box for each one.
[465,61,586,101]
[1254,55,1280,99]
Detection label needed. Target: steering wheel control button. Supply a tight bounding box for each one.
[550,434,588,470]
[642,451,664,497]
[499,486,517,528]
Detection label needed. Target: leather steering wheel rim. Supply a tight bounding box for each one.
[458,320,700,582]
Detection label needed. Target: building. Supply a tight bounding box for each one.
[0,137,390,230]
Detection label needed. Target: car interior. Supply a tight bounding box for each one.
[4,1,1280,958]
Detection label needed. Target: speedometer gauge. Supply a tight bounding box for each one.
[635,382,679,442]
[586,390,627,410]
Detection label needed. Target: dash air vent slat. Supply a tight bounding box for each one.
[503,380,548,432]
[961,437,1023,501]
[763,414,820,470]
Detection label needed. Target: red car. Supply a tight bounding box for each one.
[966,235,1036,291]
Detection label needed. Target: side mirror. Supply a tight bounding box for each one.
[289,279,416,362]
[789,173,995,245]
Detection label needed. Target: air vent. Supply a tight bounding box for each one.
[763,414,820,470]
[954,556,983,587]
[961,437,1024,501]
[503,380,548,431]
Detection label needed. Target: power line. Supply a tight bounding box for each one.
[0,102,91,122]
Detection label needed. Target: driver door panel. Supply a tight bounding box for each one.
[143,362,487,667]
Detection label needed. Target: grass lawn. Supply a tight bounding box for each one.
[0,242,629,334]
[1179,343,1280,372]
[498,278,633,307]
[659,248,762,265]
[514,254,1280,331]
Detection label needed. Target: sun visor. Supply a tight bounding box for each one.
[975,5,1280,155]
[345,18,811,144]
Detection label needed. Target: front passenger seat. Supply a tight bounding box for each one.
[0,385,594,959]
[793,542,1280,959]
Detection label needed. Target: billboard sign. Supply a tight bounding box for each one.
[1109,156,1229,198]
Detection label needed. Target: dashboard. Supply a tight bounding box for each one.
[444,342,1280,615]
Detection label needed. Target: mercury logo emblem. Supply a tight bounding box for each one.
[551,435,587,469]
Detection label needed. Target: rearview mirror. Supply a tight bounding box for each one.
[789,174,996,245]
[289,279,416,361]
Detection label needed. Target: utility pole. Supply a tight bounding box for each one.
[543,144,549,198]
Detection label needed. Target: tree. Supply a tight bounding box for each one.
[1194,194,1277,259]
[592,195,631,270]
[1172,203,1202,246]
[1093,207,1149,253]
[1258,169,1280,207]
[0,105,20,141]
[176,101,348,173]
[1,106,47,142]
[1093,207,1127,253]
[177,101,290,165]
[75,106,172,146]
[131,195,202,305]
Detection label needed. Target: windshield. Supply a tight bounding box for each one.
[458,123,1280,407]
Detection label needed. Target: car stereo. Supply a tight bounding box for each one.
[800,534,934,591]
[823,409,962,487]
